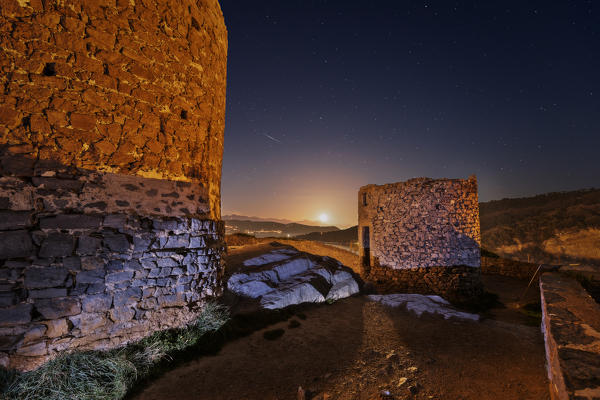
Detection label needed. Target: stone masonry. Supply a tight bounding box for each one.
[358,176,482,301]
[0,0,227,370]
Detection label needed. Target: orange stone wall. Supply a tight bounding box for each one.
[0,0,227,218]
[0,0,227,371]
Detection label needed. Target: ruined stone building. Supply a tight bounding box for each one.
[0,0,227,370]
[358,176,482,300]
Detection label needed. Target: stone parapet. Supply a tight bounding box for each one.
[540,273,600,400]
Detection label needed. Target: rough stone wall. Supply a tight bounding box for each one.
[358,176,481,298]
[540,273,600,400]
[367,265,482,302]
[359,176,481,270]
[0,0,227,370]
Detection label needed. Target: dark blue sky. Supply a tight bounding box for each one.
[218,0,599,227]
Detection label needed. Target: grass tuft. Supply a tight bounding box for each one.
[0,301,229,400]
[3,351,137,400]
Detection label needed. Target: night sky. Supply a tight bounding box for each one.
[218,0,599,227]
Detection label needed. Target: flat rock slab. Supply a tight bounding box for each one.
[228,249,360,309]
[367,293,480,321]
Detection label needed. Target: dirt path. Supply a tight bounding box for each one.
[131,245,549,400]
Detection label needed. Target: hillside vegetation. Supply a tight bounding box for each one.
[480,188,600,265]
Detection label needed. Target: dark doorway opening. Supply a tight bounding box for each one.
[362,226,370,267]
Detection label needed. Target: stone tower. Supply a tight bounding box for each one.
[0,0,227,370]
[358,176,482,300]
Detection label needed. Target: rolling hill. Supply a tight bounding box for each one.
[295,226,358,244]
[479,188,600,266]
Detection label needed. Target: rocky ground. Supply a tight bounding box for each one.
[131,243,549,400]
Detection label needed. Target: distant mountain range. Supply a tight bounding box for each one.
[222,214,323,226]
[224,219,339,238]
[223,214,295,224]
[228,189,600,266]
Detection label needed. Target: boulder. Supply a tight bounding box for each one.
[228,248,360,309]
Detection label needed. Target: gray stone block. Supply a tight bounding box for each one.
[177,275,193,285]
[86,283,106,294]
[24,267,69,289]
[189,236,205,248]
[165,235,189,248]
[186,264,198,274]
[106,260,124,271]
[0,230,33,259]
[39,233,75,258]
[106,271,133,284]
[0,293,16,307]
[0,261,26,281]
[0,211,32,230]
[157,258,178,268]
[133,235,152,252]
[76,269,105,285]
[77,236,102,256]
[80,256,104,270]
[103,214,127,230]
[152,219,179,231]
[40,214,102,230]
[156,278,172,286]
[109,307,134,323]
[70,312,107,334]
[69,283,87,296]
[103,234,130,252]
[140,258,156,269]
[35,297,81,319]
[63,256,81,271]
[122,261,141,273]
[82,294,112,313]
[28,288,68,299]
[147,268,161,278]
[134,269,148,279]
[113,281,129,289]
[0,304,32,326]
[113,287,141,307]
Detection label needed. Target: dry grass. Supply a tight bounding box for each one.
[0,302,229,400]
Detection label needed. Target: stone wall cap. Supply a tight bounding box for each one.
[359,175,477,191]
